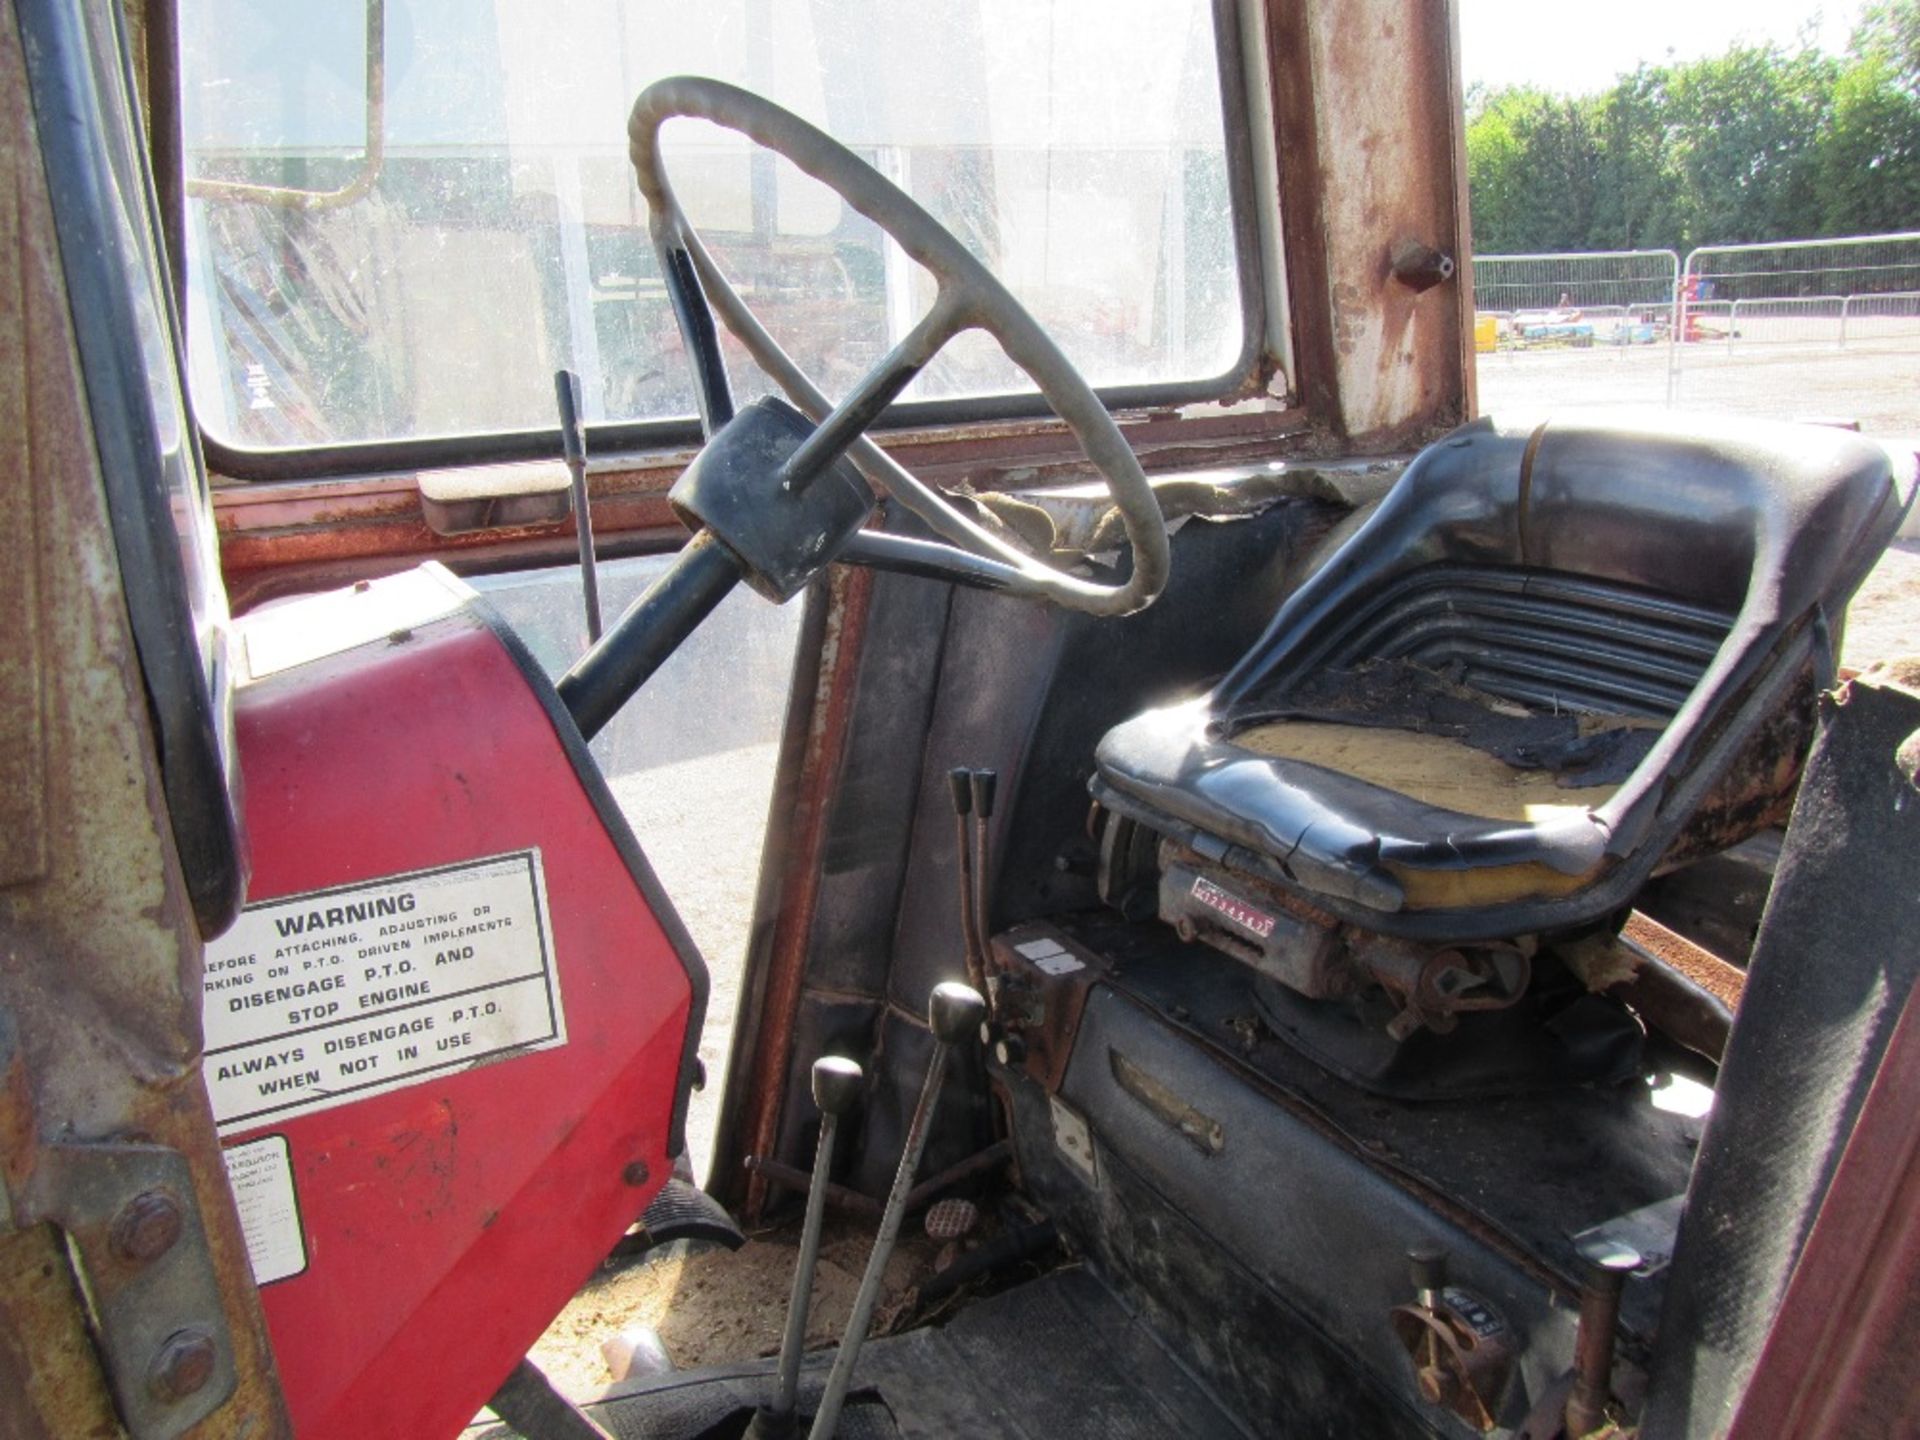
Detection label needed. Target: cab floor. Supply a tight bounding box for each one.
[498,1266,1251,1439]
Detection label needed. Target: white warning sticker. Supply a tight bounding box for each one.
[222,1135,306,1285]
[201,851,565,1132]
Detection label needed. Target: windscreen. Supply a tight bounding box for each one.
[178,0,1246,455]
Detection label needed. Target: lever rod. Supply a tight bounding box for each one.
[968,769,997,973]
[948,770,984,991]
[554,369,603,644]
[1565,1239,1640,1438]
[765,1057,864,1430]
[807,984,985,1440]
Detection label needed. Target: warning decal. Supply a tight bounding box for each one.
[223,1135,306,1285]
[201,850,565,1131]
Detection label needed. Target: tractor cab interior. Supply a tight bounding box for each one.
[5,2,1919,1440]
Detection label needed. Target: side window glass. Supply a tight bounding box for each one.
[471,559,804,1178]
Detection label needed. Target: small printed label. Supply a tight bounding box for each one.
[1015,937,1068,961]
[201,851,564,1132]
[222,1136,306,1285]
[1033,952,1086,976]
[1050,1095,1098,1186]
[1190,876,1276,939]
[1442,1287,1508,1340]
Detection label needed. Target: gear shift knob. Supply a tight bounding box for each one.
[929,982,987,1045]
[811,1055,863,1117]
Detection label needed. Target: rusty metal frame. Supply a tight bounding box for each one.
[706,563,875,1215]
[0,3,286,1430]
[212,400,1314,611]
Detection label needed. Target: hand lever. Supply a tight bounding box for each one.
[748,1056,864,1439]
[807,984,986,1440]
[968,769,997,972]
[554,369,603,644]
[949,770,984,991]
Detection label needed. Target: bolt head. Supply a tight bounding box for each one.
[148,1329,216,1403]
[622,1160,652,1187]
[111,1190,183,1264]
[811,1055,864,1116]
[928,982,987,1044]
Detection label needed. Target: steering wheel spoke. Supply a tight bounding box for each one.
[781,293,966,495]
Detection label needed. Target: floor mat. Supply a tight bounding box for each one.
[499,1268,1250,1440]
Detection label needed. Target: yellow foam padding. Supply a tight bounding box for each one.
[1231,720,1621,824]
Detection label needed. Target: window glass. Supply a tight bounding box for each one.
[178,0,1243,452]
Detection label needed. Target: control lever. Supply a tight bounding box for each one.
[969,769,997,973]
[947,770,984,992]
[747,1056,864,1440]
[807,983,986,1440]
[553,369,603,644]
[1564,1239,1640,1438]
[1390,1241,1514,1432]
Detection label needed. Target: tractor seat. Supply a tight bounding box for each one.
[1091,412,1904,943]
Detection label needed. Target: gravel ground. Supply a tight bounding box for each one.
[1476,334,1920,436]
[1843,538,1920,670]
[520,1217,939,1402]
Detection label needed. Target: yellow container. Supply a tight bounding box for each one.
[1473,313,1499,354]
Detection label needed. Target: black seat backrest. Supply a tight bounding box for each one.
[1250,564,1732,720]
[1217,411,1901,727]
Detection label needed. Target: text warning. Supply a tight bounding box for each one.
[201,850,565,1131]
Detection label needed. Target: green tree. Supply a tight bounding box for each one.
[1817,51,1920,233]
[1853,0,1920,93]
[1660,44,1837,247]
[1465,88,1602,253]
[1815,0,1920,234]
[1587,67,1684,251]
[1465,21,1920,258]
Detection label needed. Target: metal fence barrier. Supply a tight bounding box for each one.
[1471,231,1920,437]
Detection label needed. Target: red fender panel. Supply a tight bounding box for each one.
[209,567,705,1438]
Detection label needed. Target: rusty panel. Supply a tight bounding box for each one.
[211,401,1314,612]
[1269,0,1472,449]
[0,113,47,890]
[0,3,287,1430]
[0,1225,123,1440]
[724,563,874,1221]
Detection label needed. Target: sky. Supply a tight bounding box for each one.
[1458,0,1871,95]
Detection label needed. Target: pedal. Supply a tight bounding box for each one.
[630,1177,745,1253]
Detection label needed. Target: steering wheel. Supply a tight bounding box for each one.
[627,77,1170,618]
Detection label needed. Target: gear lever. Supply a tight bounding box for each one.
[947,769,984,991]
[807,983,986,1440]
[968,769,997,973]
[746,1057,863,1439]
